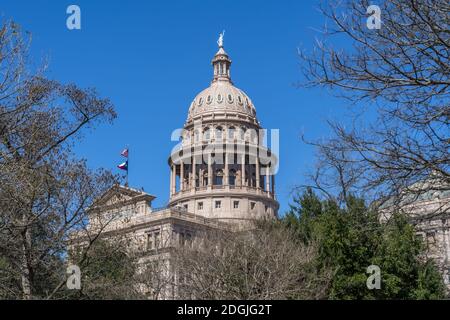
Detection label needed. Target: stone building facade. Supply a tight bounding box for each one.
[72,36,450,297]
[73,37,279,299]
[380,185,450,290]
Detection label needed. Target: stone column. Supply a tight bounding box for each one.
[256,157,260,189]
[169,164,173,196]
[224,152,229,186]
[180,160,184,191]
[191,155,196,189]
[207,153,212,188]
[265,166,270,193]
[241,154,246,187]
[171,163,176,195]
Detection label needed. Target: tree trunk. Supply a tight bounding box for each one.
[20,218,33,300]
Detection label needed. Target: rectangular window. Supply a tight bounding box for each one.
[179,228,193,247]
[215,201,221,209]
[154,231,160,248]
[416,233,425,242]
[250,202,256,210]
[233,201,239,209]
[186,233,192,246]
[180,232,185,246]
[147,234,154,250]
[147,230,161,251]
[183,204,188,210]
[198,202,203,210]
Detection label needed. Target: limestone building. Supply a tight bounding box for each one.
[74,36,279,299]
[380,181,450,290]
[411,190,450,290]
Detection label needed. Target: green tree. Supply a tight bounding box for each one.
[284,188,445,299]
[64,240,140,300]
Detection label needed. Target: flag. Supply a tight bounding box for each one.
[120,148,129,158]
[117,161,128,171]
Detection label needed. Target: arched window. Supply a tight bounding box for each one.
[203,128,210,141]
[194,130,200,142]
[240,127,247,141]
[215,126,223,141]
[248,129,258,144]
[228,127,235,140]
[215,169,223,185]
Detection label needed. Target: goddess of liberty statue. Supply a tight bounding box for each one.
[217,30,225,47]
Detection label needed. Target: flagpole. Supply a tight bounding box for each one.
[126,144,129,187]
[118,147,129,186]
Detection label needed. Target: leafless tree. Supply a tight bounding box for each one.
[299,0,449,210]
[133,254,175,300]
[129,226,178,300]
[0,20,118,299]
[69,238,142,300]
[172,221,331,300]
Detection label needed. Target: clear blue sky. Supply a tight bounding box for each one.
[2,0,355,214]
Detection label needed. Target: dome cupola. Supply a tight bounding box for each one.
[186,32,259,126]
[212,31,232,83]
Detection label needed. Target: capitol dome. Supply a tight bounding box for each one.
[169,33,279,224]
[186,45,258,125]
[188,82,257,120]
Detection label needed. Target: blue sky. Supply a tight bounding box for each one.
[1,0,356,214]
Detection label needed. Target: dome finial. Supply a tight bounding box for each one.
[212,31,232,83]
[217,30,225,48]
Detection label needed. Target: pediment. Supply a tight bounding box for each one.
[92,184,155,209]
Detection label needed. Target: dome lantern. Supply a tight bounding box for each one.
[212,31,232,83]
[186,33,259,125]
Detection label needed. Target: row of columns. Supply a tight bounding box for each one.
[170,155,275,197]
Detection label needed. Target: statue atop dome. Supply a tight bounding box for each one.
[217,30,225,48]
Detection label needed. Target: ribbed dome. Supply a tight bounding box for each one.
[186,39,258,123]
[187,81,257,120]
